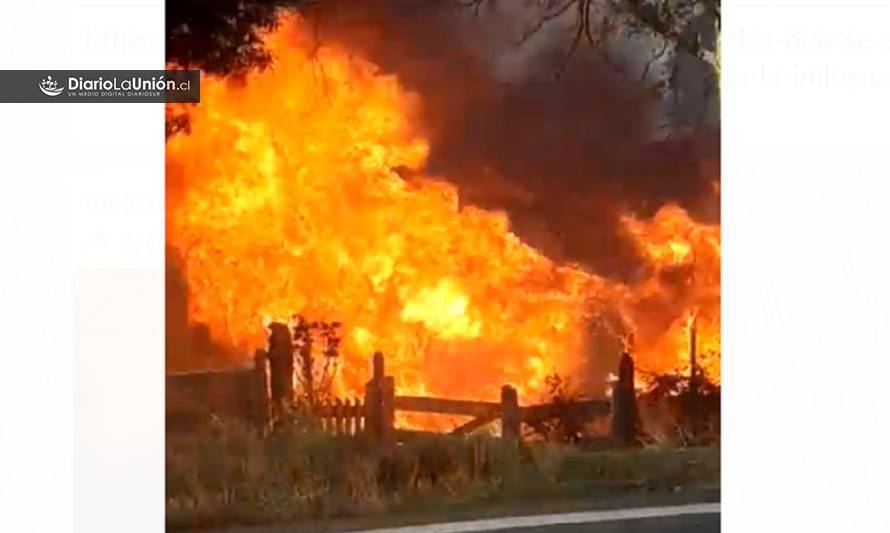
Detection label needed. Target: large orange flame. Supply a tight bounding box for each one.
[166,15,720,410]
[621,205,721,383]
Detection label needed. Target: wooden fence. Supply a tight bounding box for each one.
[313,399,366,435]
[166,363,268,431]
[168,348,639,444]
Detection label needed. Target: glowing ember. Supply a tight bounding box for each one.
[166,15,720,414]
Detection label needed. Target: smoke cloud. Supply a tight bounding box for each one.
[308,0,719,281]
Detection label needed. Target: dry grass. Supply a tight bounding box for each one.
[166,419,718,530]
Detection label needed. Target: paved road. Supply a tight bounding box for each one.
[491,514,719,532]
[351,504,720,533]
[220,501,720,533]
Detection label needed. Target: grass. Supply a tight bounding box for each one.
[166,419,719,531]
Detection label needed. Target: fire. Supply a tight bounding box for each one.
[166,15,720,412]
[621,205,721,383]
[400,279,482,339]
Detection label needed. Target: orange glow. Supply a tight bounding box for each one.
[166,15,720,418]
[621,205,721,383]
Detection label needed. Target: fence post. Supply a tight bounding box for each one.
[253,349,271,430]
[267,322,294,416]
[335,398,346,435]
[382,376,395,443]
[318,400,327,433]
[364,351,385,441]
[501,385,520,441]
[688,318,699,435]
[610,352,640,446]
[363,383,378,439]
[373,351,384,384]
[346,398,355,435]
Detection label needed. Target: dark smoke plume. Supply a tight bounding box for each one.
[306,0,719,281]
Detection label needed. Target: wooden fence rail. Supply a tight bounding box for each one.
[521,399,611,424]
[393,396,501,418]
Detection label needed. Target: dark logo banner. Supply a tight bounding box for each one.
[0,70,200,103]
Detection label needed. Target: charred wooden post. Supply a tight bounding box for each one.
[373,351,384,384]
[252,349,271,429]
[321,399,331,434]
[267,322,295,415]
[293,317,315,409]
[353,398,364,435]
[301,341,314,408]
[611,352,641,446]
[363,383,378,438]
[337,398,347,435]
[689,318,698,387]
[317,401,326,432]
[501,385,521,442]
[382,376,395,444]
[364,351,385,440]
[688,318,700,435]
[326,399,335,434]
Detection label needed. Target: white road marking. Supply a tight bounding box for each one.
[348,503,720,533]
